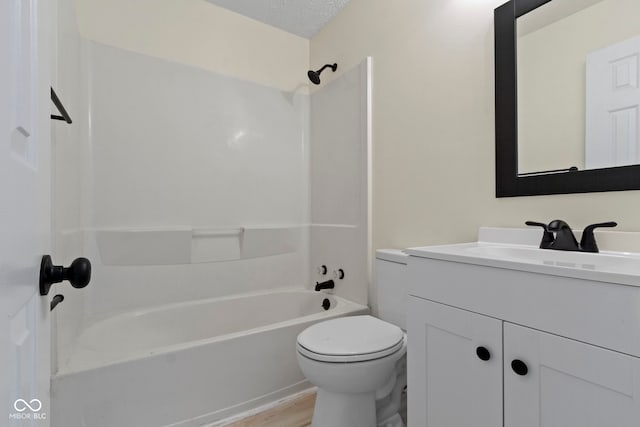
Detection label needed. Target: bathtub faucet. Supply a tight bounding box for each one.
[315,280,335,291]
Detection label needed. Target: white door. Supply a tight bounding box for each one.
[1,0,53,425]
[408,297,503,426]
[585,36,640,169]
[504,322,640,427]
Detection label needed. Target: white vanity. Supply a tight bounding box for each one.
[405,228,640,426]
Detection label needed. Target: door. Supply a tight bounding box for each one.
[2,0,53,425]
[504,323,640,427]
[585,36,640,169]
[408,297,503,426]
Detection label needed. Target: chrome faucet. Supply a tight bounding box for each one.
[526,220,617,253]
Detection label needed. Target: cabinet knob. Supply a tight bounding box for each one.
[476,346,491,361]
[511,359,529,376]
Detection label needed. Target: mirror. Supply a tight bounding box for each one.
[495,0,640,196]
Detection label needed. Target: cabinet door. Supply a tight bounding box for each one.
[504,323,640,427]
[408,297,503,426]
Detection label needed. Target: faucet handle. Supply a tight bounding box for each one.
[525,221,554,249]
[580,221,617,253]
[525,221,547,228]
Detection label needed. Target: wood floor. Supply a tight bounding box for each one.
[221,391,316,427]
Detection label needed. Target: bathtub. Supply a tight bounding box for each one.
[51,288,368,427]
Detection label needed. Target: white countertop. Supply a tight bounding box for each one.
[406,227,640,287]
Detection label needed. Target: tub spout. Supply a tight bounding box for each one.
[315,280,335,291]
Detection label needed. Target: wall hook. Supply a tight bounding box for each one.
[51,87,72,124]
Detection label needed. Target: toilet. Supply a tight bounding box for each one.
[296,250,409,427]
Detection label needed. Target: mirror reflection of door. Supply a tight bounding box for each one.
[586,36,640,169]
[516,0,640,175]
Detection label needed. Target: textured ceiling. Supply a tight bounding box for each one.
[205,0,351,39]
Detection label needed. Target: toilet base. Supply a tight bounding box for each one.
[311,389,376,427]
[376,357,407,427]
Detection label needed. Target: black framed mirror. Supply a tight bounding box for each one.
[494,0,640,197]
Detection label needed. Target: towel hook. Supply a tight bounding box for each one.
[51,87,72,124]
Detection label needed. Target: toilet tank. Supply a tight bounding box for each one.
[375,249,409,330]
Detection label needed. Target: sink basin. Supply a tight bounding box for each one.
[406,242,640,286]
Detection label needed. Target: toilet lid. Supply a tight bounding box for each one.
[297,315,405,362]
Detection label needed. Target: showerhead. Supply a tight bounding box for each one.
[307,70,321,85]
[307,63,338,85]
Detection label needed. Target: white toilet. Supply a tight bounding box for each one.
[296,250,409,427]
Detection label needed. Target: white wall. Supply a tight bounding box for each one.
[75,0,309,93]
[311,0,640,255]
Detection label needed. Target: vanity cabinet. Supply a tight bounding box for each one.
[406,252,640,427]
[409,296,640,426]
[503,322,640,427]
[407,298,503,426]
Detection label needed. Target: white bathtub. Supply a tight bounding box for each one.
[51,288,368,427]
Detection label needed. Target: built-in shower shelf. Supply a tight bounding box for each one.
[94,226,302,266]
[192,228,244,238]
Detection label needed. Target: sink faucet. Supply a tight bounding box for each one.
[526,220,617,253]
[547,220,580,251]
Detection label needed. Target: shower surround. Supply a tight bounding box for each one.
[51,38,371,425]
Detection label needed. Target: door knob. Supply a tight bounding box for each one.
[39,255,91,295]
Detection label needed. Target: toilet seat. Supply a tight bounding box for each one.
[297,338,405,363]
[296,315,405,363]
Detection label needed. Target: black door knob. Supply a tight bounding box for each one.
[511,359,529,376]
[476,346,491,361]
[40,255,92,295]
